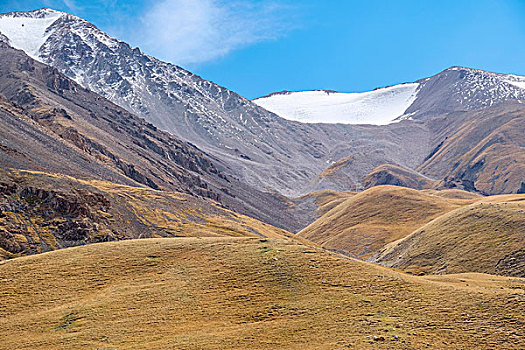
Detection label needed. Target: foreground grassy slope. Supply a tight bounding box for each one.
[375,194,525,277]
[0,169,289,259]
[298,186,478,258]
[0,238,523,349]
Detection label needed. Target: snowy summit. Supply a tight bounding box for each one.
[0,7,120,66]
[254,67,525,125]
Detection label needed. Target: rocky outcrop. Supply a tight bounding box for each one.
[0,178,117,255]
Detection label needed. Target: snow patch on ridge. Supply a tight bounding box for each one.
[505,79,525,90]
[253,83,419,125]
[0,9,64,60]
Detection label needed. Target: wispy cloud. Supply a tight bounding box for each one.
[139,0,296,66]
[38,0,81,12]
[62,0,79,11]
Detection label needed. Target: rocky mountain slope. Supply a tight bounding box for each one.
[0,36,219,197]
[310,98,525,195]
[419,101,525,195]
[0,38,310,232]
[0,8,328,195]
[0,8,523,198]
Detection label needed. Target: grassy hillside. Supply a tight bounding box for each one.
[421,188,483,200]
[298,186,478,259]
[419,101,525,195]
[0,237,523,349]
[0,169,290,259]
[375,194,525,277]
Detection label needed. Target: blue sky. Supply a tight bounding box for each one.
[1,0,524,99]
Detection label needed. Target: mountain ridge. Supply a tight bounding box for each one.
[254,66,525,125]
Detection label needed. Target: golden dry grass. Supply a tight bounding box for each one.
[420,188,482,200]
[375,194,525,276]
[0,237,523,349]
[298,186,477,259]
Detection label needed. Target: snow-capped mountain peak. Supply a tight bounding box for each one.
[2,7,64,18]
[255,66,525,125]
[0,7,318,195]
[0,8,123,63]
[440,66,525,88]
[403,66,525,119]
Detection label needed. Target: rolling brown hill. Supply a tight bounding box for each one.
[0,169,290,260]
[297,186,479,259]
[0,237,523,349]
[420,188,483,200]
[374,194,525,277]
[363,164,438,190]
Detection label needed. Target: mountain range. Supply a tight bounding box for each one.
[1,8,523,202]
[0,7,522,254]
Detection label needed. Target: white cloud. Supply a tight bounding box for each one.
[139,0,294,66]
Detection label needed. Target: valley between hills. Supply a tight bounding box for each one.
[0,7,523,350]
